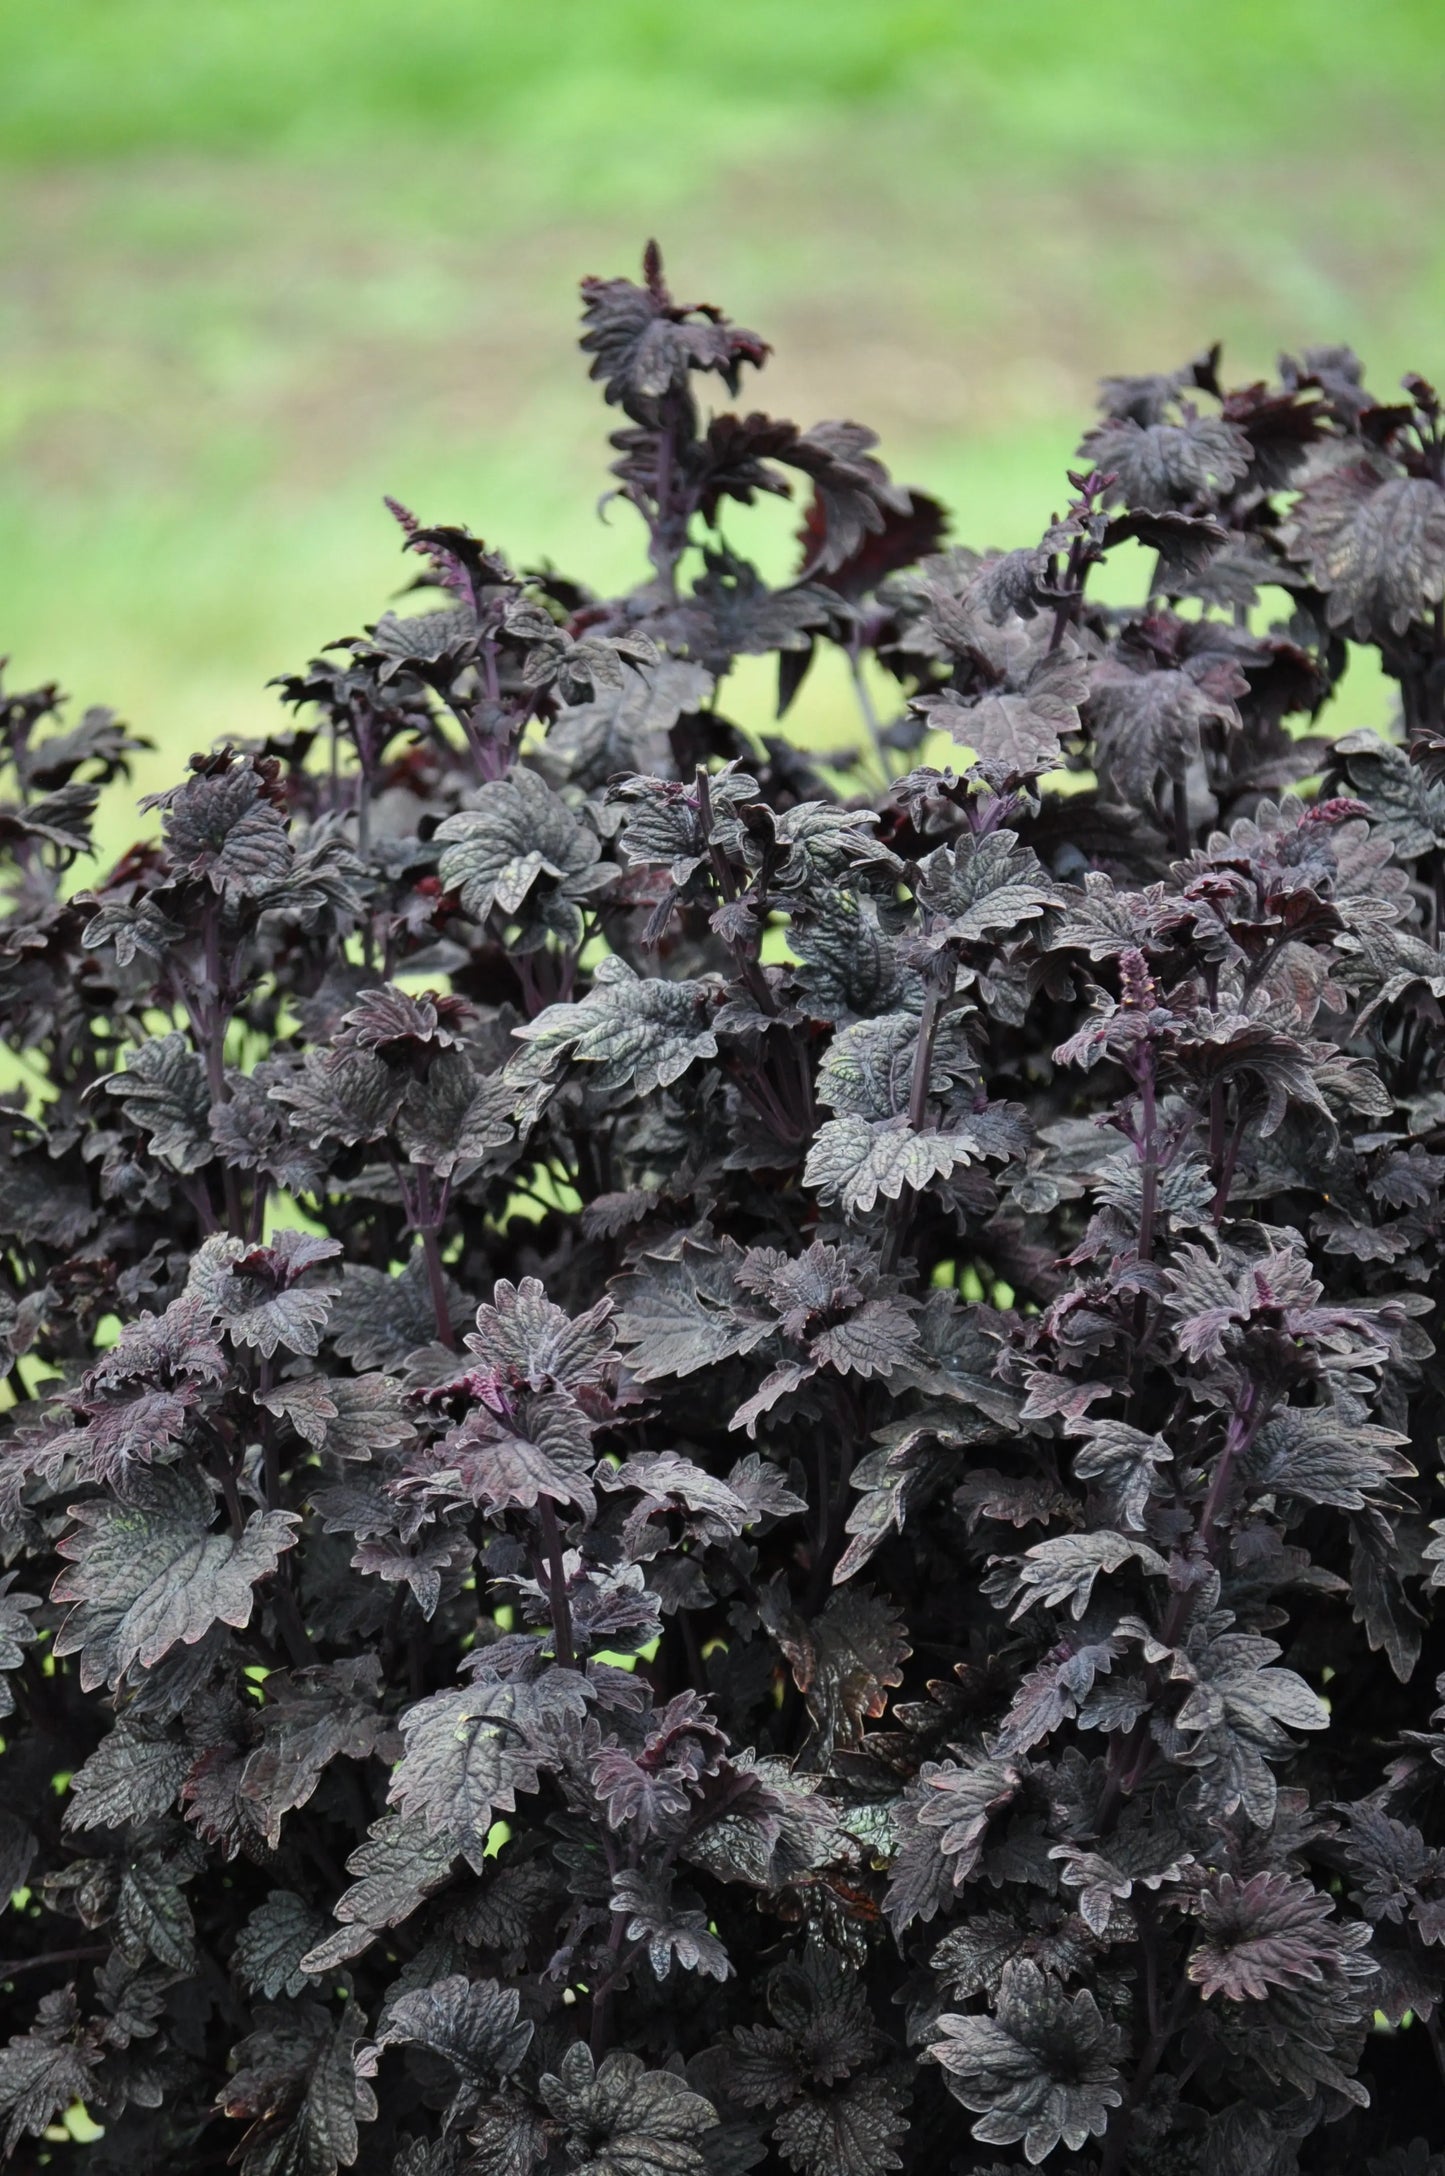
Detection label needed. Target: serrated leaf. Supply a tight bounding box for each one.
[377,1975,532,2091]
[234,1891,329,1999]
[268,1045,405,1148]
[1003,1531,1167,1621]
[1171,1626,1329,1825]
[931,1960,1122,2164]
[764,1583,909,1759]
[64,1722,191,1832]
[611,1232,759,1383]
[916,828,1062,944]
[434,767,607,950]
[56,1383,194,1490]
[1284,452,1445,637]
[52,1465,297,1689]
[430,1391,598,1517]
[539,658,715,793]
[301,1814,458,1972]
[916,647,1086,783]
[0,1575,40,1720]
[538,2042,718,2176]
[103,1031,213,1172]
[608,1449,752,1533]
[890,1754,1026,1929]
[804,1114,981,1216]
[510,954,719,1108]
[580,252,765,417]
[389,1670,587,1862]
[1188,1871,1344,2002]
[329,1250,466,1371]
[0,1990,103,2157]
[772,2074,908,2176]
[152,759,292,896]
[590,1690,727,1838]
[468,1275,616,1392]
[395,1050,514,1177]
[187,1229,342,1359]
[240,1656,391,1847]
[221,2001,377,2176]
[610,1870,732,1981]
[653,551,833,678]
[1247,1404,1412,1510]
[262,1372,415,1460]
[1070,1418,1172,1531]
[993,1632,1127,1757]
[815,1012,939,1124]
[1081,412,1252,512]
[1086,655,1242,805]
[793,893,914,1024]
[116,1848,197,1971]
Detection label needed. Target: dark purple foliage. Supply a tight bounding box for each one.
[3,250,1445,2176]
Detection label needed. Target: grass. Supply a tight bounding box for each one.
[6,2,1441,170]
[1,0,1441,831]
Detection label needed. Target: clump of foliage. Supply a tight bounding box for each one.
[4,247,1445,2176]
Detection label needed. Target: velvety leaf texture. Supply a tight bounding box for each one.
[4,248,1445,2176]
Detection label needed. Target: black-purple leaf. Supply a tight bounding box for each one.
[468,1276,616,1392]
[1189,1871,1349,2002]
[915,828,1063,944]
[611,1232,757,1383]
[917,647,1086,782]
[389,1669,586,1863]
[220,2000,377,2176]
[430,1391,597,1517]
[1081,412,1252,511]
[64,1722,191,1832]
[0,1576,40,1720]
[538,2042,718,2176]
[329,1250,466,1371]
[261,1372,415,1459]
[610,1869,732,1981]
[803,1116,984,1217]
[234,1891,329,2000]
[580,247,767,418]
[1284,452,1445,636]
[766,1584,910,1757]
[103,1031,213,1171]
[52,1466,297,1689]
[187,1229,342,1359]
[435,766,609,951]
[150,756,291,896]
[930,1961,1123,2163]
[377,1975,532,2089]
[511,955,719,1109]
[772,2073,909,2176]
[0,1990,104,2157]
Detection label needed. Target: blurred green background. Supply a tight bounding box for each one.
[3,0,1443,825]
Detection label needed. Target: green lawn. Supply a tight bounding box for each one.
[2,0,1441,835]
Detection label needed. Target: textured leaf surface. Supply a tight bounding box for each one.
[64,1722,191,1831]
[234,1891,329,1999]
[804,1114,981,1214]
[221,2001,377,2176]
[377,1975,532,2089]
[511,955,719,1105]
[52,1467,297,1688]
[1285,455,1445,636]
[0,1991,103,2157]
[539,2043,718,2176]
[931,1961,1122,2164]
[389,1670,587,1859]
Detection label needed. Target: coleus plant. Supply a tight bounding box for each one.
[2,251,1445,2176]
